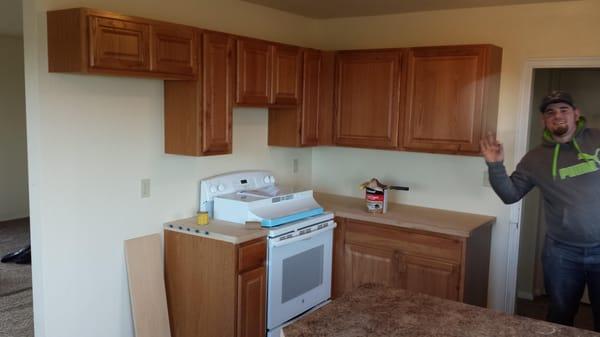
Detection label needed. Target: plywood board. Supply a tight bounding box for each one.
[125,233,171,337]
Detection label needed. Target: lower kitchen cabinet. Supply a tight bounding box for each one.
[164,231,266,337]
[237,266,266,337]
[332,217,490,306]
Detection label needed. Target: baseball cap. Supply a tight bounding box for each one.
[539,90,576,112]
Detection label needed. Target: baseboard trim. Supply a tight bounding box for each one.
[517,291,534,300]
[0,215,30,223]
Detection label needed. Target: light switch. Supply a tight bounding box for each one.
[141,178,151,198]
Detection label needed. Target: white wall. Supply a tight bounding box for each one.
[24,1,316,336]
[0,35,28,221]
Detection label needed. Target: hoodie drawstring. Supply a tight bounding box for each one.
[552,143,560,180]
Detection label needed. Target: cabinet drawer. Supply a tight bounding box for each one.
[238,239,266,272]
[345,219,463,263]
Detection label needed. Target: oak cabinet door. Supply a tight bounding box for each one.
[88,16,150,71]
[401,254,460,301]
[343,243,401,292]
[237,266,266,337]
[268,50,334,147]
[236,39,272,105]
[335,50,404,149]
[202,31,234,154]
[300,49,321,146]
[164,31,234,156]
[271,45,302,105]
[404,45,502,154]
[151,24,197,76]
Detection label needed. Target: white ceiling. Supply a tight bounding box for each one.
[242,0,579,18]
[0,0,22,36]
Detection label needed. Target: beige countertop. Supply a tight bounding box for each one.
[315,193,495,238]
[163,217,267,244]
[164,192,495,243]
[283,284,597,337]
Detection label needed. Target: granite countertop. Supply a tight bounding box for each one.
[163,217,268,244]
[315,193,495,237]
[283,284,598,337]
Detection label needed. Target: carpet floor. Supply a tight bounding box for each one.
[0,218,33,337]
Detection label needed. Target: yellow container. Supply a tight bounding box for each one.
[196,212,209,225]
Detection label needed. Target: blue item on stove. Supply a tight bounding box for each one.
[261,207,324,227]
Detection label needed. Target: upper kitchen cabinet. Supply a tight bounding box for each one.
[268,50,335,147]
[236,38,303,107]
[403,45,502,155]
[270,44,303,105]
[47,8,197,79]
[236,38,272,106]
[334,50,405,149]
[164,31,235,156]
[151,23,198,76]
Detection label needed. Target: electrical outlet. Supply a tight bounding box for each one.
[293,159,299,174]
[482,171,491,187]
[141,179,151,198]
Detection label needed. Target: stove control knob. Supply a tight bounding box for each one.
[209,185,217,194]
[269,175,275,184]
[217,184,225,192]
[263,176,270,184]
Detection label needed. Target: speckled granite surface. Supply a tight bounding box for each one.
[284,284,599,337]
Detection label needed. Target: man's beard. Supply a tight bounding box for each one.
[552,125,568,136]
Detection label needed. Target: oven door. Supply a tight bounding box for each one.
[266,224,334,330]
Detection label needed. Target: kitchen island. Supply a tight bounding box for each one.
[283,284,597,337]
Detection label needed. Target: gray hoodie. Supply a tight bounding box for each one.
[487,118,600,247]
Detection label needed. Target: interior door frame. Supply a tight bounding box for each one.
[506,57,600,314]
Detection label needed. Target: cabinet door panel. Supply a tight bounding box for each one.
[236,39,272,105]
[403,254,460,301]
[271,45,302,105]
[88,16,150,71]
[404,46,487,153]
[344,243,401,292]
[335,50,403,149]
[301,50,321,145]
[151,24,197,76]
[237,266,266,337]
[202,32,234,154]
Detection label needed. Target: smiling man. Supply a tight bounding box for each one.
[481,91,600,331]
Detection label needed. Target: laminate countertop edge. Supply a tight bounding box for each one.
[315,192,496,238]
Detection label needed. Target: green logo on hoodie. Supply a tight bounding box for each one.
[559,159,598,180]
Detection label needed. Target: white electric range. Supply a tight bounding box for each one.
[200,170,335,337]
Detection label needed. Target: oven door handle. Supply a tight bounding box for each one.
[270,222,336,248]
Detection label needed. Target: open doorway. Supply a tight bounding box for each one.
[0,0,32,336]
[514,68,600,331]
